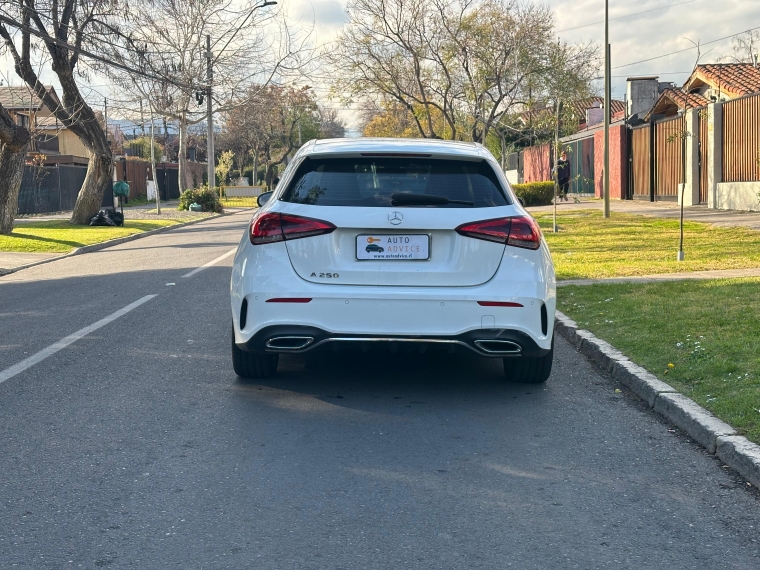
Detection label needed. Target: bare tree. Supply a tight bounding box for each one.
[722,30,760,65]
[101,0,309,193]
[329,0,598,143]
[0,1,119,224]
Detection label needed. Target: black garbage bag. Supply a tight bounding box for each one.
[90,209,116,226]
[108,210,124,226]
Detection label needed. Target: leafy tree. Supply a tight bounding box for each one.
[217,84,320,187]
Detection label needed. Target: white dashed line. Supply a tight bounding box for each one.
[181,248,237,278]
[0,295,158,386]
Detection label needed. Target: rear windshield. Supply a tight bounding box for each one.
[279,157,509,207]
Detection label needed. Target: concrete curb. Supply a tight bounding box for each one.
[0,213,222,277]
[555,310,760,488]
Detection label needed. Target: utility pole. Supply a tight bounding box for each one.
[553,99,562,233]
[603,0,611,218]
[206,34,215,193]
[150,102,161,215]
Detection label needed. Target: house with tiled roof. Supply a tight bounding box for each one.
[683,63,760,100]
[644,63,760,120]
[519,97,626,132]
[0,85,89,159]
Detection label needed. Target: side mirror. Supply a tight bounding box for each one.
[257,191,273,207]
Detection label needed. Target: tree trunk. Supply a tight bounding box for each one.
[52,68,113,225]
[252,144,258,186]
[72,151,113,224]
[0,105,30,234]
[178,115,188,193]
[0,144,27,234]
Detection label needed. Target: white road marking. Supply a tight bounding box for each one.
[0,295,157,386]
[181,248,237,278]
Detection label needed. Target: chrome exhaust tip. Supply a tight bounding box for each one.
[473,340,522,355]
[265,336,315,351]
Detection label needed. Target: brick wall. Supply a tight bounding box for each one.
[523,143,552,183]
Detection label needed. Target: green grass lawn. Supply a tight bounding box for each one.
[1,220,178,253]
[534,210,760,280]
[558,279,760,443]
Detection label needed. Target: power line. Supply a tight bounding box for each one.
[557,0,700,34]
[0,5,192,57]
[613,25,760,70]
[0,13,197,90]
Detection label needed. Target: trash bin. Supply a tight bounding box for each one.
[113,180,129,198]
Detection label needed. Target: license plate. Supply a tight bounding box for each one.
[356,234,430,260]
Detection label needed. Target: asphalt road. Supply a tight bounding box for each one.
[1,212,758,569]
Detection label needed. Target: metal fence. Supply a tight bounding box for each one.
[722,92,760,182]
[564,137,595,194]
[17,164,88,215]
[698,107,709,204]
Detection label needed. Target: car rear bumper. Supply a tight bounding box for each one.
[232,294,554,354]
[236,324,551,358]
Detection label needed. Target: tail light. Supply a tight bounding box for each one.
[250,213,336,245]
[455,216,541,250]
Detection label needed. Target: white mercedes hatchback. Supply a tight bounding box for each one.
[230,138,556,382]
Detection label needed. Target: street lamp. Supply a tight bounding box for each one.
[206,1,277,192]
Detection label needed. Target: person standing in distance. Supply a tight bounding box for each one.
[557,151,571,201]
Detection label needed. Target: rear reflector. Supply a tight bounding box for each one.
[251,213,336,245]
[265,298,313,303]
[359,152,431,157]
[477,301,524,307]
[455,216,541,250]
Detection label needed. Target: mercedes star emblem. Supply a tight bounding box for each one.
[388,211,403,225]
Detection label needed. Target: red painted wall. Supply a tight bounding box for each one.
[523,143,552,182]
[593,125,627,199]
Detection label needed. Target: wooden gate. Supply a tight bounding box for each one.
[631,124,650,199]
[722,92,760,182]
[654,115,685,201]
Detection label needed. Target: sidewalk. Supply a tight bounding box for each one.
[528,198,760,231]
[14,200,181,222]
[0,252,61,273]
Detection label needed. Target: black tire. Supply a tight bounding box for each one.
[503,338,554,384]
[232,328,279,379]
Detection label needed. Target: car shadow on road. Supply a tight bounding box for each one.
[235,347,549,416]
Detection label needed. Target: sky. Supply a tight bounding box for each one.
[289,0,760,133]
[2,0,759,135]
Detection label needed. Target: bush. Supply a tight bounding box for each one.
[512,181,555,207]
[178,185,223,213]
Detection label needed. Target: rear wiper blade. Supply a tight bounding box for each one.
[391,193,473,206]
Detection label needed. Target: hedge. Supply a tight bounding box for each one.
[178,185,223,213]
[511,181,555,206]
